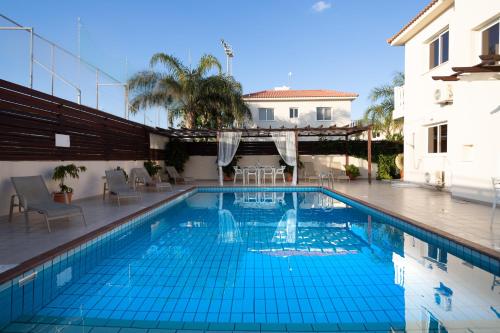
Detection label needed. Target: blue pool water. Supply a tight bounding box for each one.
[1,189,499,332]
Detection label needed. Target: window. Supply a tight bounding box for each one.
[289,108,298,119]
[316,107,332,121]
[258,108,274,121]
[428,124,447,153]
[429,31,449,69]
[482,22,499,55]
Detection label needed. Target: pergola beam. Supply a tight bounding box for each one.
[156,124,371,139]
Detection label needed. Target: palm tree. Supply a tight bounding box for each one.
[363,72,404,141]
[128,53,250,129]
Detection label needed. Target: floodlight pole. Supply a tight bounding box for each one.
[221,39,234,75]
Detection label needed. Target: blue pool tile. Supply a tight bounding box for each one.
[1,189,499,333]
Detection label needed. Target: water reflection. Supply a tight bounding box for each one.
[25,191,499,332]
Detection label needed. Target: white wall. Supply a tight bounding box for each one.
[182,154,377,180]
[0,160,150,216]
[399,0,500,202]
[244,98,352,129]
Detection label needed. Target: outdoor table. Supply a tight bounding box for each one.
[242,166,276,185]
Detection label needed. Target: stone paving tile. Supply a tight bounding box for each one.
[0,186,193,268]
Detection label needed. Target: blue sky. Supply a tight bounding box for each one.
[1,0,426,124]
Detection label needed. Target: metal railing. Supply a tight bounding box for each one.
[0,14,129,119]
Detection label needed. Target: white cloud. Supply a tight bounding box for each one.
[312,1,332,13]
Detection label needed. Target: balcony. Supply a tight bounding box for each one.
[393,85,405,119]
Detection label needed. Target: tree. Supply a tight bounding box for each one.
[363,72,404,141]
[128,53,250,129]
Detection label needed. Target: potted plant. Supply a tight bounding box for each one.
[52,164,87,203]
[221,156,241,181]
[344,164,360,180]
[279,157,303,182]
[144,160,162,178]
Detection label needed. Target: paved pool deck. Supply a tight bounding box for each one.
[0,180,498,276]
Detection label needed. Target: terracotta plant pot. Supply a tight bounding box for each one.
[53,192,72,204]
[223,175,233,181]
[285,173,293,182]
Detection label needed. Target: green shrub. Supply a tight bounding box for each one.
[144,160,162,177]
[316,138,403,163]
[377,154,399,180]
[345,164,360,179]
[165,139,190,172]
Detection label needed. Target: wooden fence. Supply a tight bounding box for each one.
[0,79,159,161]
[0,79,402,162]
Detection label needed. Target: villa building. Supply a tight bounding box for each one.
[243,88,358,129]
[389,0,500,203]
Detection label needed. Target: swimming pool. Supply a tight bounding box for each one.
[1,187,499,332]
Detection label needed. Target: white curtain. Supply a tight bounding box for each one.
[218,193,241,243]
[271,131,297,185]
[272,192,298,244]
[217,131,242,185]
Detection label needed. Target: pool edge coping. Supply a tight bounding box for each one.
[0,184,498,285]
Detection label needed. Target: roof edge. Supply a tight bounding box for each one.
[388,0,453,46]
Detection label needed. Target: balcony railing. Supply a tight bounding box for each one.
[393,85,405,119]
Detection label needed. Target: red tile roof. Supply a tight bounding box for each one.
[243,89,358,99]
[387,0,439,44]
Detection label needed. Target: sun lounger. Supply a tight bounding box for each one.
[165,166,195,184]
[105,170,141,206]
[9,175,86,232]
[130,167,172,192]
[332,162,350,182]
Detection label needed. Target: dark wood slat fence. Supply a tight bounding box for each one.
[0,79,161,161]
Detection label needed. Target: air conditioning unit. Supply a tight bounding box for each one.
[434,83,453,104]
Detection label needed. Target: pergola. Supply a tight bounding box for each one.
[433,54,500,81]
[156,124,374,184]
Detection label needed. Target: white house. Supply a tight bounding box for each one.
[243,88,358,129]
[389,0,500,203]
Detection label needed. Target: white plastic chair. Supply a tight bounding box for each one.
[246,166,258,185]
[233,166,244,184]
[261,167,275,185]
[492,177,500,222]
[274,166,286,184]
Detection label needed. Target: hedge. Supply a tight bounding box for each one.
[312,139,403,164]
